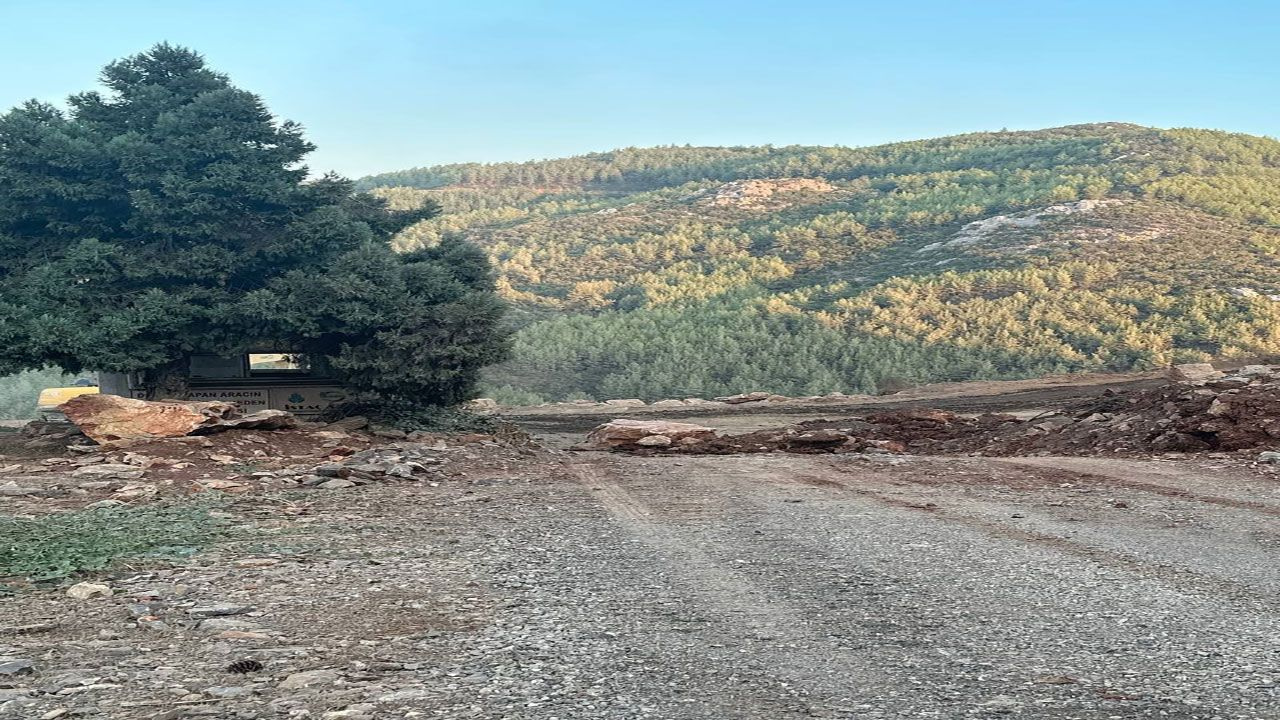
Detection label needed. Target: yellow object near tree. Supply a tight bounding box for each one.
[37,385,99,415]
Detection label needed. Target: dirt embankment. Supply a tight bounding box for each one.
[587,370,1280,460]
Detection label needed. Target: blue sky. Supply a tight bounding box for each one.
[1,0,1275,177]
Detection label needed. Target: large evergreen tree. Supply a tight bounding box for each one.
[0,43,507,404]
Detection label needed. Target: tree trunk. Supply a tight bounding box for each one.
[143,356,191,401]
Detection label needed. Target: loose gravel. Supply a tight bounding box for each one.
[2,446,1278,718]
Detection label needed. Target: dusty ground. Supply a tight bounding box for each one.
[3,376,1280,718]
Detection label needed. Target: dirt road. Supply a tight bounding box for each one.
[5,444,1278,719]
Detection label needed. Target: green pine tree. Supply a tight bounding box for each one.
[0,43,507,406]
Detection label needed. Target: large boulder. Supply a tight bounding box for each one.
[1166,363,1224,383]
[62,394,295,444]
[584,419,717,449]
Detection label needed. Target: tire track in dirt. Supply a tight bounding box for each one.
[992,456,1280,517]
[567,461,888,701]
[788,459,1280,610]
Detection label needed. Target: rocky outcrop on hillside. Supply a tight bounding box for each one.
[700,178,834,208]
[915,199,1120,255]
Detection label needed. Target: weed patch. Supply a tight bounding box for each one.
[0,502,225,583]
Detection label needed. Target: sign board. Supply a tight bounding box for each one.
[187,388,270,413]
[268,386,349,416]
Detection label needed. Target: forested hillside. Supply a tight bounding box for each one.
[359,123,1280,403]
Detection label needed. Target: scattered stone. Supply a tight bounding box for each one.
[71,463,144,479]
[204,685,253,699]
[65,582,113,600]
[313,463,348,478]
[0,659,34,676]
[278,668,340,689]
[370,427,408,439]
[188,603,255,618]
[0,481,40,497]
[217,630,272,641]
[1258,451,1280,464]
[198,618,265,633]
[317,478,358,490]
[603,398,646,407]
[126,603,159,619]
[322,707,376,720]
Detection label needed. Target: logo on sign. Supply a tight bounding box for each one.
[288,393,305,403]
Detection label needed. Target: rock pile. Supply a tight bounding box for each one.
[586,365,1280,459]
[583,420,717,450]
[287,445,445,490]
[979,365,1280,455]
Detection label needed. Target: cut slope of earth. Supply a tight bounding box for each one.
[360,123,1280,403]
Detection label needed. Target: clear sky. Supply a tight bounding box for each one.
[1,0,1275,178]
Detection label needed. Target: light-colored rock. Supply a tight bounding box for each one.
[61,394,295,444]
[317,478,358,490]
[71,464,145,480]
[1258,451,1280,464]
[322,708,376,720]
[187,603,255,618]
[463,398,498,411]
[279,669,340,690]
[205,686,252,699]
[198,618,265,633]
[217,630,273,640]
[636,435,673,447]
[715,391,771,405]
[704,178,835,208]
[0,659,33,676]
[1165,363,1224,383]
[66,582,113,600]
[603,399,646,407]
[0,482,39,497]
[650,399,687,407]
[585,420,717,449]
[1237,365,1275,378]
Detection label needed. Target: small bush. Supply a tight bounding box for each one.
[0,502,224,583]
[0,368,80,420]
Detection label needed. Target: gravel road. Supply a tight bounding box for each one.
[4,448,1279,719]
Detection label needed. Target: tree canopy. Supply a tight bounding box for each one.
[0,43,507,405]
